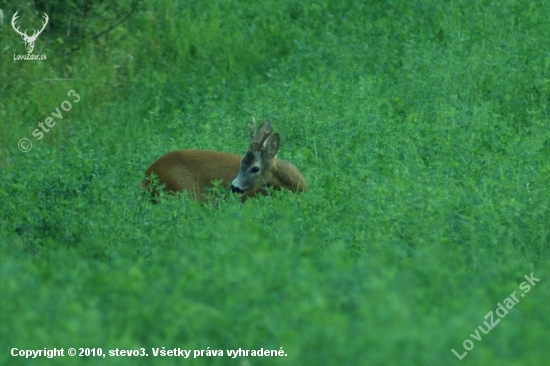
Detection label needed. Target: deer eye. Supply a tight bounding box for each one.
[250,167,260,173]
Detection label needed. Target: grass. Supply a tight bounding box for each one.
[1,0,549,365]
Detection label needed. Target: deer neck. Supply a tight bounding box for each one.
[271,158,307,192]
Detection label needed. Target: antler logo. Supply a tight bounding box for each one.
[11,11,49,54]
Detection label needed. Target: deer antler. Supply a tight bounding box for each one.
[11,11,49,53]
[249,117,257,146]
[27,13,48,41]
[249,119,273,151]
[11,11,27,38]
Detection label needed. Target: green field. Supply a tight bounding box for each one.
[1,0,549,365]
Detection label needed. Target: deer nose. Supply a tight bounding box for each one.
[231,185,244,194]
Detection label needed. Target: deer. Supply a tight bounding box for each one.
[11,11,49,54]
[142,118,307,202]
[230,119,308,197]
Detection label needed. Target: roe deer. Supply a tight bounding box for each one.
[230,119,307,197]
[142,118,307,201]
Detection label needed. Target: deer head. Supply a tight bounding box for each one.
[231,118,280,195]
[11,11,49,54]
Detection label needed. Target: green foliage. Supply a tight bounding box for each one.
[1,0,143,53]
[1,0,550,365]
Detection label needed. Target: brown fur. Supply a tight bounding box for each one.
[143,119,307,202]
[142,150,242,201]
[230,130,308,196]
[270,160,308,192]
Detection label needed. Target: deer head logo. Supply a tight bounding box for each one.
[11,11,49,54]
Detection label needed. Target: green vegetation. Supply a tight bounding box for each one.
[1,0,549,365]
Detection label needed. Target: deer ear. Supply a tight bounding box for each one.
[264,133,279,159]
